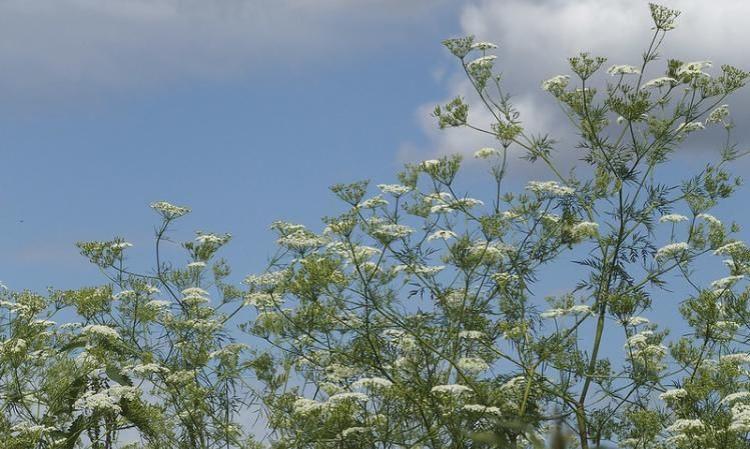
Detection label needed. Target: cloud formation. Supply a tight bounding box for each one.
[406,0,750,164]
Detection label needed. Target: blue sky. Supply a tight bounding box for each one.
[1,0,749,308]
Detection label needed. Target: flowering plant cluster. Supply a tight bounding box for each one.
[2,4,750,449]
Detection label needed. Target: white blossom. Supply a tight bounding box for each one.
[659,214,688,223]
[607,64,640,76]
[474,147,500,159]
[431,384,473,396]
[655,242,689,261]
[640,76,677,89]
[427,230,457,241]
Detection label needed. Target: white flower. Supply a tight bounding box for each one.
[675,121,705,134]
[714,241,747,256]
[706,104,730,125]
[110,241,132,250]
[146,299,171,309]
[676,61,712,78]
[466,55,497,68]
[571,221,599,239]
[277,230,326,250]
[340,427,369,438]
[541,75,570,94]
[526,180,575,196]
[720,353,750,364]
[607,64,640,76]
[150,201,190,219]
[660,388,688,401]
[187,261,206,269]
[74,385,139,414]
[421,159,440,169]
[327,392,369,403]
[711,275,744,290]
[359,195,389,209]
[457,357,490,374]
[377,184,412,196]
[698,213,722,226]
[540,308,568,319]
[431,384,473,396]
[626,316,650,326]
[474,147,500,159]
[458,330,485,340]
[82,325,120,340]
[471,42,497,51]
[292,398,324,415]
[655,242,689,261]
[731,403,750,432]
[195,232,231,245]
[666,419,704,434]
[659,214,688,223]
[352,377,393,389]
[129,363,170,376]
[427,230,457,241]
[640,76,677,89]
[461,404,503,416]
[722,392,750,405]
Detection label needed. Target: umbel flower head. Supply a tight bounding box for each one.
[150,201,190,220]
[649,3,680,31]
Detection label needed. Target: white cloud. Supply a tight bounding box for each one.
[0,0,453,102]
[406,0,750,166]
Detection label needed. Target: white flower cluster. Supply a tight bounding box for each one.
[457,357,490,375]
[128,363,169,376]
[730,403,750,432]
[461,403,503,416]
[720,353,750,365]
[655,242,689,262]
[427,230,457,241]
[471,41,497,51]
[571,221,599,239]
[195,232,231,246]
[327,391,369,403]
[626,330,666,359]
[150,201,190,220]
[541,304,591,319]
[676,60,712,79]
[182,287,210,306]
[541,75,570,94]
[359,195,389,209]
[526,180,575,197]
[474,147,500,159]
[431,384,473,396]
[659,214,688,223]
[640,76,677,90]
[721,391,750,405]
[377,184,412,196]
[665,418,704,434]
[466,55,496,70]
[675,121,705,134]
[714,241,747,257]
[292,397,324,416]
[352,377,393,389]
[706,104,730,125]
[458,330,484,340]
[607,64,640,76]
[74,385,139,414]
[370,222,414,240]
[277,229,326,250]
[659,388,687,401]
[82,324,120,340]
[711,275,744,290]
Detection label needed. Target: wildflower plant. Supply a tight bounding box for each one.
[2,3,750,449]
